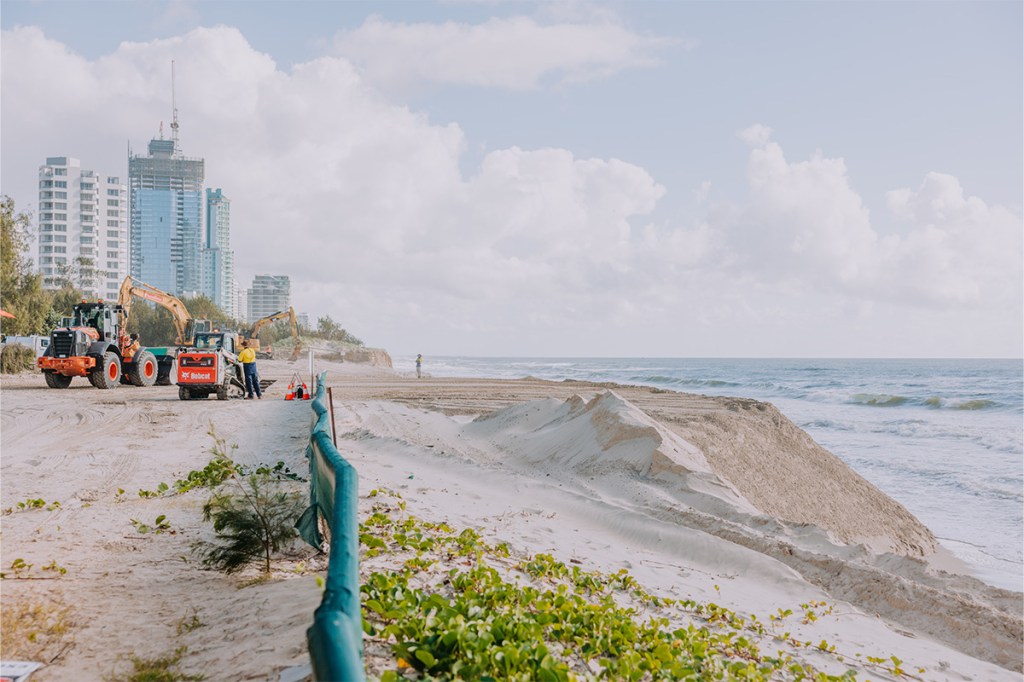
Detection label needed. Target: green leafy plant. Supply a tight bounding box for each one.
[3,497,61,514]
[131,515,172,534]
[196,472,305,574]
[6,558,32,578]
[251,460,305,482]
[353,504,908,681]
[0,558,66,580]
[138,483,169,498]
[42,559,68,575]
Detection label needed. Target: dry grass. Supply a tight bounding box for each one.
[0,592,75,663]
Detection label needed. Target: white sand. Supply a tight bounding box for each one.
[1,360,1020,680]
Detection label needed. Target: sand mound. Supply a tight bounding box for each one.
[467,390,758,516]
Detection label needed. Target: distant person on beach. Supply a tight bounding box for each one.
[416,354,423,378]
[239,340,262,399]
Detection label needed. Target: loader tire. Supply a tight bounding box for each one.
[44,371,72,389]
[129,350,158,387]
[179,386,194,401]
[89,352,121,389]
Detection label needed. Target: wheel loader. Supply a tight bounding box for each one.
[37,301,158,389]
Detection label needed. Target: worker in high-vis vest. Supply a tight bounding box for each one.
[239,341,262,399]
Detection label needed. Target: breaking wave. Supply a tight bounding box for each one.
[851,394,1002,411]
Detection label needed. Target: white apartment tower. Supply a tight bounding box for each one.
[37,156,128,300]
[247,275,291,322]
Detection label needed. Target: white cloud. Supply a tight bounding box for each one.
[329,14,673,91]
[738,123,772,147]
[1,26,1019,357]
[720,127,1022,310]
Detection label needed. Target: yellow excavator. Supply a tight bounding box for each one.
[243,307,301,360]
[117,276,211,345]
[117,276,212,383]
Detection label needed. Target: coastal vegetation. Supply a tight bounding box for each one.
[0,593,74,665]
[105,646,206,682]
[1,341,36,373]
[357,489,926,681]
[1,196,85,336]
[125,427,308,575]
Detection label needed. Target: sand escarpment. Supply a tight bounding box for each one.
[458,390,1021,670]
[655,395,939,557]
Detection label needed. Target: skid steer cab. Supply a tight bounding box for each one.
[37,301,158,390]
[177,331,246,401]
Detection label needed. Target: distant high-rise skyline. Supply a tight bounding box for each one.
[36,156,127,300]
[128,136,204,296]
[202,188,235,318]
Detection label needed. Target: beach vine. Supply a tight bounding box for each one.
[356,490,926,681]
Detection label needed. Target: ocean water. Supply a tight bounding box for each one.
[398,356,1023,592]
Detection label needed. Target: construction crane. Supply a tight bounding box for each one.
[243,307,301,360]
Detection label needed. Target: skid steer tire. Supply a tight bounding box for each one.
[179,386,194,401]
[129,350,158,387]
[89,352,121,389]
[44,371,72,389]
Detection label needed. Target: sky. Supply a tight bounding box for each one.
[1,0,1021,358]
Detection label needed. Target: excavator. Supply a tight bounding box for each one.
[242,307,302,361]
[117,276,212,384]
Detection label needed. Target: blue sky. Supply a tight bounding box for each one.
[2,0,1021,357]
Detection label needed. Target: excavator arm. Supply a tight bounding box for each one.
[117,276,196,345]
[246,307,302,360]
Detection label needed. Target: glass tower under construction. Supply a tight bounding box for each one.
[128,137,205,296]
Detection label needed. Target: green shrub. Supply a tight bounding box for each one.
[1,343,35,373]
[196,472,306,574]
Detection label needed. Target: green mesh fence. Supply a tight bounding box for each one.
[298,372,366,681]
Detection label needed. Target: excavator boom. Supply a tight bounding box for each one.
[117,276,200,345]
[244,306,301,360]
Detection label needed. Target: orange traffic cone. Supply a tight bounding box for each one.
[301,382,311,400]
[285,380,295,400]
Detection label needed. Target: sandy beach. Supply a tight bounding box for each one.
[1,358,1021,681]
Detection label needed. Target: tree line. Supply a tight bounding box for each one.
[1,195,363,348]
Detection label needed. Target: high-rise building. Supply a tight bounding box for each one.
[128,136,204,296]
[247,275,291,321]
[236,284,248,325]
[37,157,128,300]
[201,188,235,317]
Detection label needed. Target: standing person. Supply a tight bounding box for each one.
[239,340,262,399]
[416,354,423,378]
